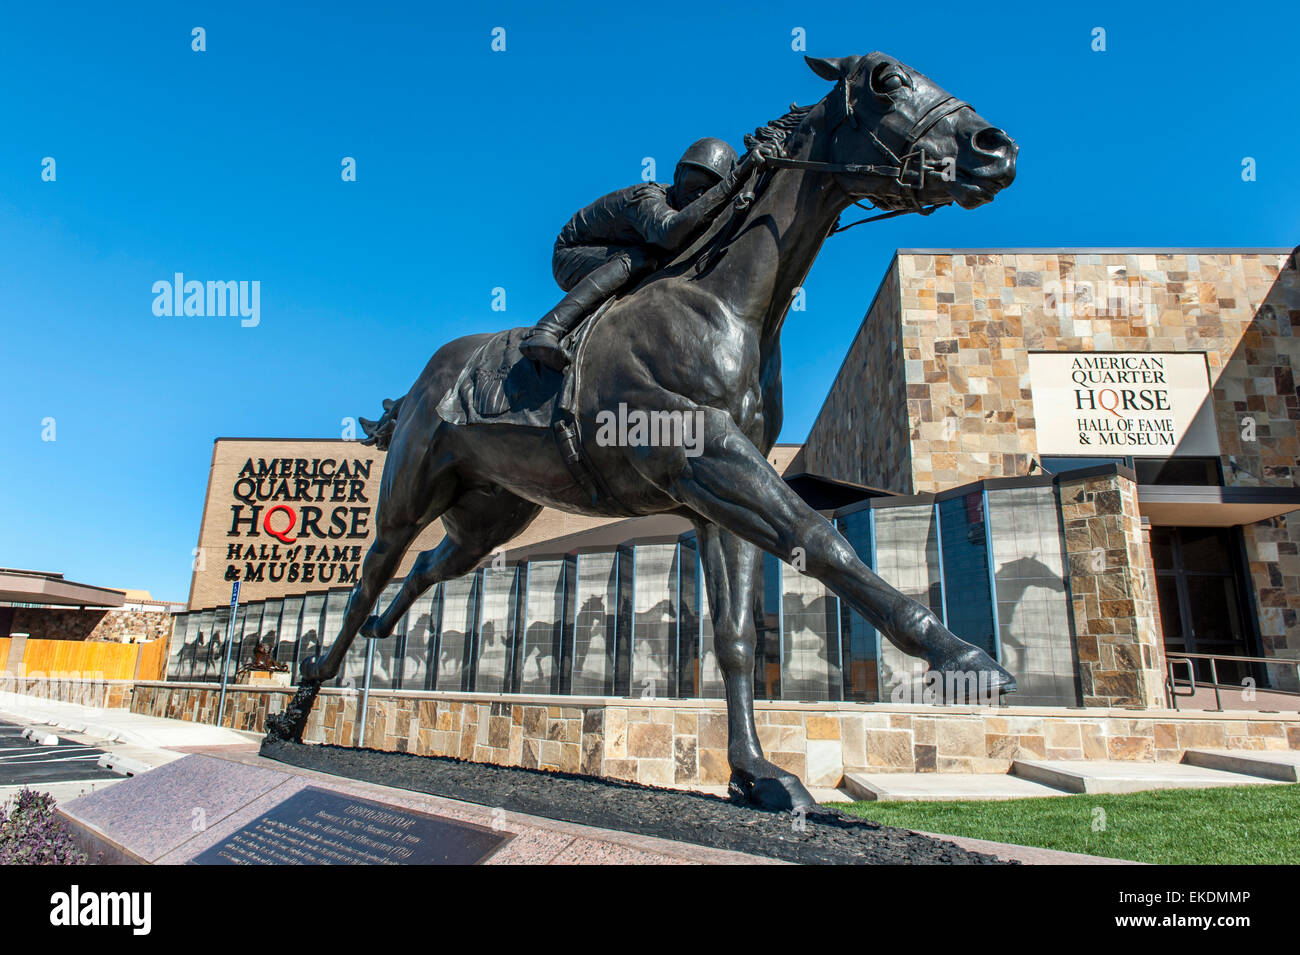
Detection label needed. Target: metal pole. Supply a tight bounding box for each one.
[358,637,375,747]
[216,579,240,727]
[1209,657,1222,712]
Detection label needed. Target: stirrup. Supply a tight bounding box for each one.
[520,328,572,372]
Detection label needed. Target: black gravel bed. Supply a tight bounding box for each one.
[260,737,1013,865]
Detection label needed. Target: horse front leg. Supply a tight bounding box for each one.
[659,410,1016,699]
[695,520,816,812]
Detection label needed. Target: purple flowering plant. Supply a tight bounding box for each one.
[0,788,89,865]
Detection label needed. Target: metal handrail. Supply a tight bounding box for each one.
[1164,651,1300,712]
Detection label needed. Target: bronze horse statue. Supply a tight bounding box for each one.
[273,52,1019,811]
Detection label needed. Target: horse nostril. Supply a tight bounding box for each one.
[973,126,1013,156]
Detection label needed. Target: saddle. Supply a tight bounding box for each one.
[435,300,611,429]
[435,300,620,507]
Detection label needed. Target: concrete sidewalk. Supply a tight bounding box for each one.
[0,693,257,805]
[0,693,255,750]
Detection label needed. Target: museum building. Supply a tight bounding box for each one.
[164,248,1300,717]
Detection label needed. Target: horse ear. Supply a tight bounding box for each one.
[804,55,861,81]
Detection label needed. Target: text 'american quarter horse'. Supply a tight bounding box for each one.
[268,52,1020,812]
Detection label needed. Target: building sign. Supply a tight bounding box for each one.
[223,456,374,587]
[1028,352,1220,457]
[189,440,402,609]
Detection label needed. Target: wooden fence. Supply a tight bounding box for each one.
[14,638,168,682]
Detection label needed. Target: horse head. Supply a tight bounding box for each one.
[803,52,1017,213]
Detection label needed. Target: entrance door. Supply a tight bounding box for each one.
[1150,527,1257,686]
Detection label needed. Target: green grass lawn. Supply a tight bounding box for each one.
[838,783,1300,864]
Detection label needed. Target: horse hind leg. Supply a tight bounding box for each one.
[297,448,461,685]
[364,486,542,640]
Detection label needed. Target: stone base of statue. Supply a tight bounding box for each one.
[235,669,292,687]
[256,735,1014,865]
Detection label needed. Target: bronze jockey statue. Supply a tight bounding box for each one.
[519,137,777,371]
[360,137,778,448]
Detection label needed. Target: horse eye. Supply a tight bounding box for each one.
[870,63,907,96]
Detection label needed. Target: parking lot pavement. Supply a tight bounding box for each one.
[0,719,127,805]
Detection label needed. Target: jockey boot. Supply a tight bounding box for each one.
[521,253,641,372]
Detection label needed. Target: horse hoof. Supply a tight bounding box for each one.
[933,646,1017,701]
[298,654,324,682]
[360,615,385,641]
[728,763,816,812]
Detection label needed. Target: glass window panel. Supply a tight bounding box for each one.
[276,595,305,673]
[1040,456,1125,474]
[260,598,284,661]
[210,607,232,684]
[1157,576,1185,651]
[677,539,700,699]
[1149,527,1174,570]
[335,589,375,690]
[1185,576,1249,684]
[614,545,634,696]
[632,545,678,698]
[696,562,725,699]
[400,586,439,691]
[780,562,841,702]
[436,574,477,691]
[238,602,264,670]
[987,485,1078,706]
[1178,527,1232,574]
[167,613,191,681]
[520,561,565,694]
[755,554,782,700]
[1133,457,1221,486]
[571,553,617,697]
[476,566,518,694]
[836,510,879,701]
[874,505,944,702]
[366,582,405,691]
[192,609,215,682]
[939,492,998,661]
[677,538,722,699]
[320,589,351,688]
[294,593,327,684]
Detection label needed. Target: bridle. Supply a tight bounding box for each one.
[761,63,975,232]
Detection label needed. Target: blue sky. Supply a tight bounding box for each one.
[1,1,1296,602]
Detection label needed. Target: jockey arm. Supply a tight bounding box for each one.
[633,149,767,251]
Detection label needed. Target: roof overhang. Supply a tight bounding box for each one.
[1137,486,1300,527]
[0,568,126,608]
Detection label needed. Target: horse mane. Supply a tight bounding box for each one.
[743,103,815,152]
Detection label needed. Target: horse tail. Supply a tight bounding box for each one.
[359,395,406,450]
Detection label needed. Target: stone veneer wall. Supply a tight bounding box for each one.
[804,250,1300,684]
[1058,471,1166,708]
[1243,518,1300,690]
[803,259,911,492]
[0,677,134,710]
[131,684,1300,788]
[5,606,173,643]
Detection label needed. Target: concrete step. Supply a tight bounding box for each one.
[1182,749,1300,783]
[842,771,1070,802]
[1011,759,1287,794]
